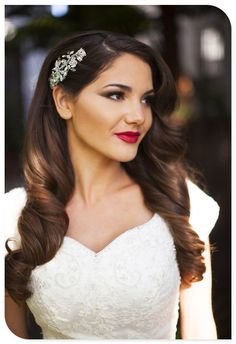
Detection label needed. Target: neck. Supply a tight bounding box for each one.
[68,136,130,207]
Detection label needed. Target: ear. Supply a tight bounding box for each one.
[52,86,73,120]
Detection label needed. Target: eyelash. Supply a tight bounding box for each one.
[104,92,154,106]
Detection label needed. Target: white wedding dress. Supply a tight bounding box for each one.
[4,179,219,339]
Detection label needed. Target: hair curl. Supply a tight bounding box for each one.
[5,30,206,304]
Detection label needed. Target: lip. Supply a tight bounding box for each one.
[115,131,141,143]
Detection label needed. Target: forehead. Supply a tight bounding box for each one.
[91,53,153,88]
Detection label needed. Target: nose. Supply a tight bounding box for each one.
[124,101,146,125]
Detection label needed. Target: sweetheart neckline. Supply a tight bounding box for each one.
[63,213,158,257]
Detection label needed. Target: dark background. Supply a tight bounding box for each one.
[5,5,231,339]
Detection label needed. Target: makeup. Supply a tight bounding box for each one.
[115,131,141,143]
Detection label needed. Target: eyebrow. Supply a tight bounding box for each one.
[102,83,155,96]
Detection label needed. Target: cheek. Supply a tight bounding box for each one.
[72,104,101,130]
[145,111,153,132]
[72,108,114,141]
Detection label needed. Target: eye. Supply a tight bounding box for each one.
[105,91,125,101]
[142,95,155,106]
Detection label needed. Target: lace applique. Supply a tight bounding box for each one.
[26,214,181,339]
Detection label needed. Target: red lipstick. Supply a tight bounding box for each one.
[115,131,141,143]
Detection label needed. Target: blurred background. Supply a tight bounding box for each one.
[5,5,231,339]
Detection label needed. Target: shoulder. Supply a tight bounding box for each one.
[3,187,27,252]
[186,179,220,241]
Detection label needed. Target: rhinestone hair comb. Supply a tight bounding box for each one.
[49,48,87,89]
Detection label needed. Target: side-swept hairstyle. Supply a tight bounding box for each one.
[5,30,205,303]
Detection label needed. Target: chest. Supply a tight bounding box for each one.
[66,188,153,254]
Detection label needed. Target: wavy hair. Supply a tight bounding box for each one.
[5,30,206,303]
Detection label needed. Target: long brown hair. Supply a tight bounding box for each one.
[5,30,205,303]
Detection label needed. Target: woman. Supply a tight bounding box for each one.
[4,30,219,339]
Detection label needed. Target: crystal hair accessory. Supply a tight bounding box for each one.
[49,48,87,88]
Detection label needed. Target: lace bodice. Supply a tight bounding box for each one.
[3,180,220,339]
[27,214,181,339]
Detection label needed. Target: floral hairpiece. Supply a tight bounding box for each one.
[49,48,87,89]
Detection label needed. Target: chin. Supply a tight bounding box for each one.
[108,145,139,162]
[116,152,138,163]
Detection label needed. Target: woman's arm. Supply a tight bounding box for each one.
[5,291,29,339]
[179,237,217,339]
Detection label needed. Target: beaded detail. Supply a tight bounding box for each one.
[49,48,86,88]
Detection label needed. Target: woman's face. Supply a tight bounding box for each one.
[66,53,154,162]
